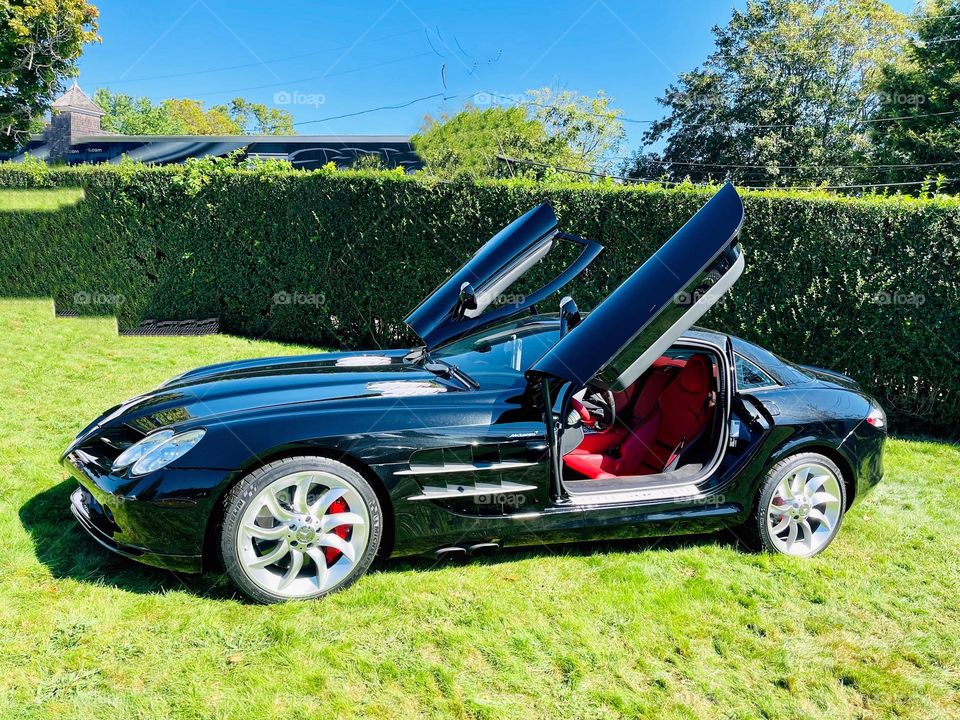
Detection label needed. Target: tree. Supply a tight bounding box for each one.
[872,0,960,192]
[219,98,295,135]
[92,90,295,136]
[525,88,624,172]
[0,0,99,151]
[350,152,388,171]
[93,89,182,134]
[628,0,907,187]
[162,98,240,135]
[413,104,559,179]
[413,89,625,179]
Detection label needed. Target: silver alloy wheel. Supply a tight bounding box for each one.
[766,462,843,556]
[236,470,370,598]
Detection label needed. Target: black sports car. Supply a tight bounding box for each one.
[62,184,886,603]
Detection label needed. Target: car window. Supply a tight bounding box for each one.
[735,354,778,390]
[663,348,700,361]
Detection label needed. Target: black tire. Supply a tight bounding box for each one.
[746,452,847,557]
[219,456,383,604]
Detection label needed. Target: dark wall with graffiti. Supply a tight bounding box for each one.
[1,135,421,171]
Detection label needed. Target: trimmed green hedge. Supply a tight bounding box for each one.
[1,163,957,437]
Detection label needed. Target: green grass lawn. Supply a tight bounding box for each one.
[0,188,85,212]
[1,298,958,720]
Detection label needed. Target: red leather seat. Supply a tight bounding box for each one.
[567,364,677,458]
[564,354,714,479]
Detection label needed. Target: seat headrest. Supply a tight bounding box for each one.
[678,354,711,394]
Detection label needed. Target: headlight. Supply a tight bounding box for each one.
[112,428,206,475]
[113,430,174,470]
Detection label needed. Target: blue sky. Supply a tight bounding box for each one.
[76,0,917,152]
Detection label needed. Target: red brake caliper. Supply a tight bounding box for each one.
[323,498,351,565]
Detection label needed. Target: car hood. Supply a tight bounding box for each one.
[71,350,456,445]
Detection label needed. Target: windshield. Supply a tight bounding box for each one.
[430,317,559,388]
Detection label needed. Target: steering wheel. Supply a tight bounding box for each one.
[569,387,617,432]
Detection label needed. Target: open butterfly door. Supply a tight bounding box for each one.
[527,183,745,391]
[405,203,603,350]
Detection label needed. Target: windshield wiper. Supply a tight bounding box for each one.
[406,348,479,389]
[427,360,480,390]
[404,346,428,363]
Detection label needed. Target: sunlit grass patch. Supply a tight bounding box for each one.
[0,188,84,212]
[0,298,957,720]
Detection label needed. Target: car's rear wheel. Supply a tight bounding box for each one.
[220,456,383,603]
[751,452,846,557]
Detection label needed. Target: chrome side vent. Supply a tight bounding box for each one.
[406,479,537,501]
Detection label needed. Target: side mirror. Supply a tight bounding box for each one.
[559,295,581,337]
[454,281,478,319]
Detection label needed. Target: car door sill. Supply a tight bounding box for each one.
[564,465,705,505]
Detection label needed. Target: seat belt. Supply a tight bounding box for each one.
[662,392,716,472]
[663,437,686,473]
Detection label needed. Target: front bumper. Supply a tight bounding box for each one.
[70,486,202,572]
[62,451,229,574]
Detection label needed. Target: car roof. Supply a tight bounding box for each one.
[682,326,729,345]
[524,314,815,387]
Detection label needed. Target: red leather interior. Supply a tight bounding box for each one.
[567,363,678,457]
[563,353,715,479]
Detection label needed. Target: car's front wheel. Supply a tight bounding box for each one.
[751,452,846,557]
[220,456,383,603]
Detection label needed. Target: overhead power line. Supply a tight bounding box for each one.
[185,52,436,99]
[784,11,960,28]
[919,34,960,45]
[71,23,960,88]
[85,28,426,86]
[617,158,960,171]
[745,33,960,61]
[293,92,458,126]
[477,90,960,129]
[903,12,960,22]
[498,155,958,192]
[863,108,960,124]
[661,107,960,129]
[473,91,652,124]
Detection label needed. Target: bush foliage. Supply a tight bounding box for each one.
[0,163,957,436]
